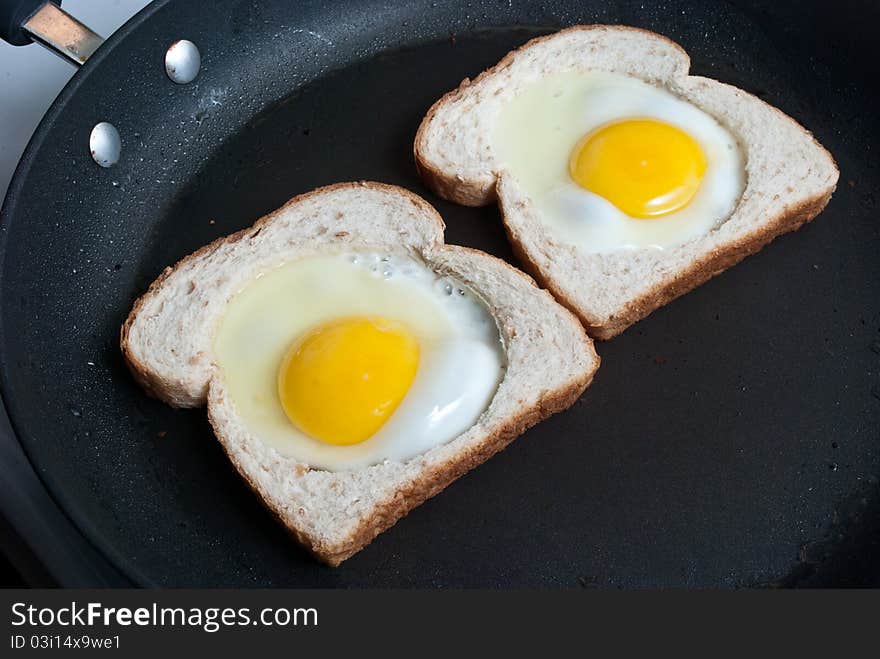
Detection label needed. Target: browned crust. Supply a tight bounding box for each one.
[413,24,839,340]
[210,354,597,567]
[413,25,689,207]
[120,181,447,406]
[321,364,595,566]
[506,188,835,340]
[122,180,599,567]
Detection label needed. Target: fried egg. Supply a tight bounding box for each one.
[213,253,505,471]
[494,71,746,252]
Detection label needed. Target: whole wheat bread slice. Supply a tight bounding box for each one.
[121,182,599,565]
[414,25,839,339]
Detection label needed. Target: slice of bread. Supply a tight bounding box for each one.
[121,182,599,565]
[414,25,839,339]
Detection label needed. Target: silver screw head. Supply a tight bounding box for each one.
[89,122,121,168]
[165,40,201,84]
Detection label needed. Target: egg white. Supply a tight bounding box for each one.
[213,253,505,471]
[494,71,746,252]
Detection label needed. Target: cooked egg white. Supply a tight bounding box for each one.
[494,71,746,252]
[213,253,505,471]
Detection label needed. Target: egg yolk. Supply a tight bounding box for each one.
[569,119,707,218]
[277,317,419,446]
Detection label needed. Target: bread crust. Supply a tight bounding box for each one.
[414,25,839,339]
[505,189,835,340]
[211,359,595,566]
[122,181,598,566]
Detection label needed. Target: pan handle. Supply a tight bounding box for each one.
[0,0,103,66]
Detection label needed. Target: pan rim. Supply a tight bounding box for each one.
[0,0,174,588]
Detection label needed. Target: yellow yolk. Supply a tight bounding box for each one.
[277,317,419,446]
[569,119,707,218]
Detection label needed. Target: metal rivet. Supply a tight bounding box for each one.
[89,122,121,168]
[165,40,201,84]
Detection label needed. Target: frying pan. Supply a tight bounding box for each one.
[1,0,878,587]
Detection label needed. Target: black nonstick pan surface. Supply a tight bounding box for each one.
[1,0,878,587]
